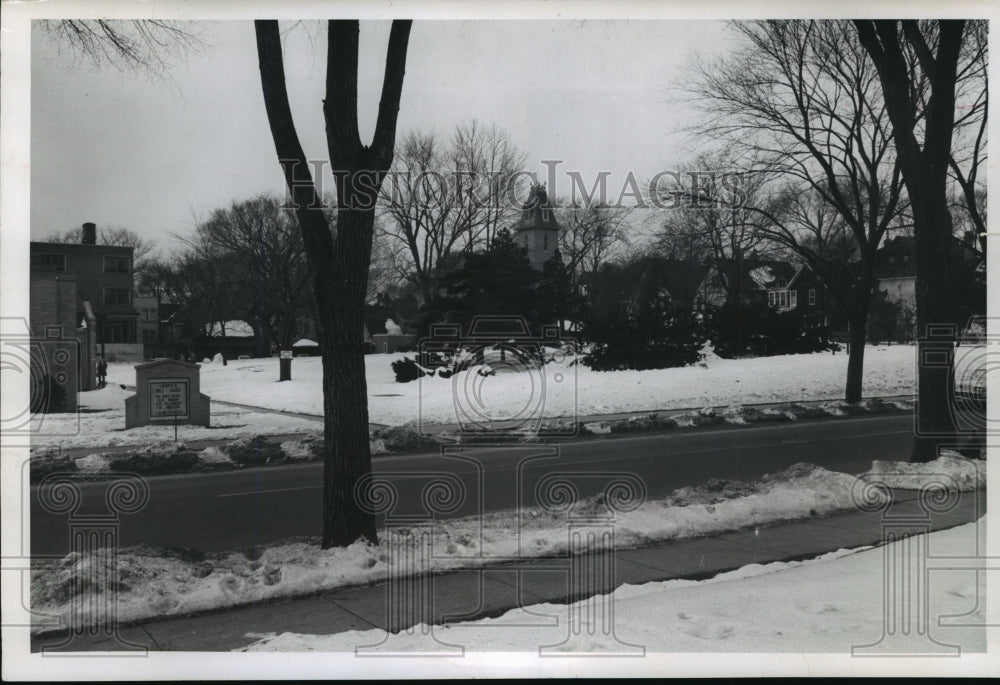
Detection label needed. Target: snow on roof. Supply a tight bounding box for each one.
[749,266,776,287]
[292,338,318,347]
[204,320,255,337]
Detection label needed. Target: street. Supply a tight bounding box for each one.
[31,413,923,556]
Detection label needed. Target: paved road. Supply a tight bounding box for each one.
[29,413,926,556]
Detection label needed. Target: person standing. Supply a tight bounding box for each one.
[96,356,107,388]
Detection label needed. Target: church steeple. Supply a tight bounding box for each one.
[514,183,559,269]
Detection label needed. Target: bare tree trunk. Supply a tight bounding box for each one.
[317,209,378,545]
[844,271,875,404]
[844,314,867,403]
[911,198,958,461]
[255,19,410,546]
[855,19,964,462]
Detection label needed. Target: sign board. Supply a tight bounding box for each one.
[149,378,189,419]
[126,359,209,428]
[280,350,293,360]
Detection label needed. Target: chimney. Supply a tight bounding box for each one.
[81,222,97,245]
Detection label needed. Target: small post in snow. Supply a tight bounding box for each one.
[279,348,292,381]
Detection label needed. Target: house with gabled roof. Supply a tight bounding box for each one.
[696,253,829,320]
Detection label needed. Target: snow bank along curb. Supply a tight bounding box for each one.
[29,455,983,633]
[29,427,439,484]
[29,397,916,482]
[576,397,912,436]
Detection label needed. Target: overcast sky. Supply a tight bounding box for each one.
[30,20,736,253]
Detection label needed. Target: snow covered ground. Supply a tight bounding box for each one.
[241,518,986,654]
[26,344,918,450]
[29,381,322,450]
[30,455,985,632]
[174,346,918,425]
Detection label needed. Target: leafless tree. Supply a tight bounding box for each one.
[948,20,988,257]
[449,121,527,248]
[854,19,970,461]
[555,199,631,306]
[45,225,159,276]
[377,122,526,306]
[187,194,315,351]
[683,20,908,403]
[38,20,203,79]
[650,151,778,309]
[256,20,411,547]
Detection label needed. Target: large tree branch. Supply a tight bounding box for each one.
[255,20,332,261]
[325,20,364,171]
[371,21,413,171]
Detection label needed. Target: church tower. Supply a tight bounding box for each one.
[514,183,560,270]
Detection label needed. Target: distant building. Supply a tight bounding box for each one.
[296,299,415,354]
[873,234,983,309]
[134,294,159,346]
[513,183,560,270]
[750,262,827,318]
[28,270,92,406]
[696,254,829,321]
[198,319,259,360]
[30,222,142,362]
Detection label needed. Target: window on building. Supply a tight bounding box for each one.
[542,208,550,222]
[778,290,789,307]
[103,288,131,306]
[103,255,131,273]
[543,234,549,251]
[143,308,156,322]
[31,253,66,272]
[808,289,816,305]
[104,322,128,343]
[789,290,797,307]
[768,291,776,307]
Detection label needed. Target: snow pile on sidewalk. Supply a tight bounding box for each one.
[862,452,985,491]
[29,460,943,631]
[240,519,986,654]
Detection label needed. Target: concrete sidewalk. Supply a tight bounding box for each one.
[31,484,984,653]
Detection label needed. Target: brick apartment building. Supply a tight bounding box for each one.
[27,269,93,408]
[30,223,143,404]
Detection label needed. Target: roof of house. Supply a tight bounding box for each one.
[204,320,255,337]
[873,234,982,279]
